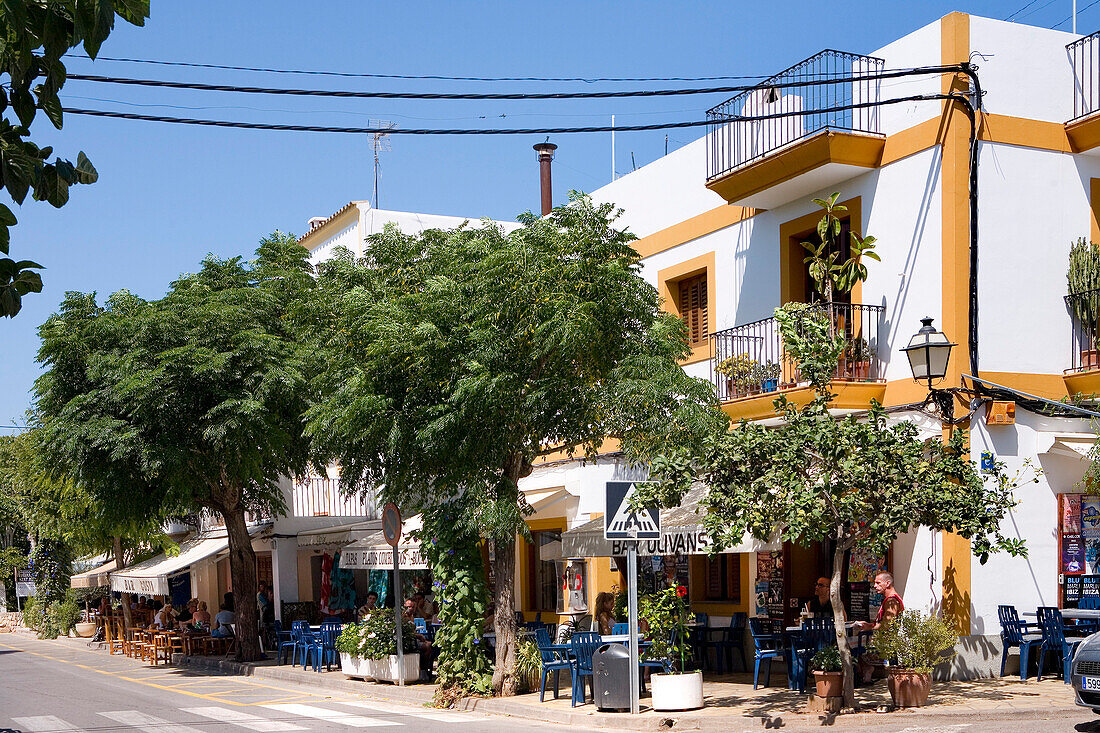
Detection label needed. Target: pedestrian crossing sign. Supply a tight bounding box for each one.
[604,481,661,540]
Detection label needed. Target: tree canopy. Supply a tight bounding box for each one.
[34,231,317,660]
[646,302,1031,708]
[0,0,149,317]
[305,193,726,695]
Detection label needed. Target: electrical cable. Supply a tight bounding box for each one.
[64,64,967,102]
[61,91,973,135]
[1053,0,1100,29]
[1004,0,1044,21]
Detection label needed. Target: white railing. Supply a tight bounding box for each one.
[291,476,380,518]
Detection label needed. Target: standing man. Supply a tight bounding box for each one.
[858,572,904,632]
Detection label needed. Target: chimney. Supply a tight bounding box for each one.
[533,141,557,216]
[307,216,326,231]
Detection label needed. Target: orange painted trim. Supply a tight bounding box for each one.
[881,118,943,165]
[1065,369,1100,398]
[979,371,1068,401]
[720,380,886,421]
[658,252,717,364]
[533,437,621,465]
[982,114,1071,153]
[1067,114,1100,154]
[635,205,758,259]
[705,129,885,204]
[778,197,862,307]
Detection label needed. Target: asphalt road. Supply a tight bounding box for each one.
[0,635,584,733]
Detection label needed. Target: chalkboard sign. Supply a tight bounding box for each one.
[849,581,870,621]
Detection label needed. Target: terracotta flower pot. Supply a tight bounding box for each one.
[813,671,843,698]
[887,669,931,707]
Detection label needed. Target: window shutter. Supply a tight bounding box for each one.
[678,274,708,346]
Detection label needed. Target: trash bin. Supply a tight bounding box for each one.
[592,643,632,711]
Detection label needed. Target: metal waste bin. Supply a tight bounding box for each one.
[592,643,631,711]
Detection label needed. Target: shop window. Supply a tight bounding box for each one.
[703,554,741,603]
[677,273,709,347]
[256,553,273,589]
[532,530,562,612]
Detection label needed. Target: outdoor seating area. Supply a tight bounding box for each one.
[997,601,1100,682]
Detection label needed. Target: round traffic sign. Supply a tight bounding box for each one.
[382,502,402,547]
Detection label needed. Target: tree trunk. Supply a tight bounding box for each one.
[221,505,262,662]
[112,536,133,630]
[831,539,858,711]
[491,452,529,697]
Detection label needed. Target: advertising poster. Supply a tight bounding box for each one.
[755,580,770,617]
[1065,494,1083,533]
[1084,498,1100,574]
[1067,574,1084,605]
[1065,534,1085,574]
[849,547,887,584]
[1084,574,1100,598]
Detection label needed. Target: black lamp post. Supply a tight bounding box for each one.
[901,317,956,420]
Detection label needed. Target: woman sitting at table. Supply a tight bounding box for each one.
[192,600,212,629]
[594,592,617,635]
[153,601,175,629]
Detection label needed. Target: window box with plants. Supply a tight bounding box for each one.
[755,360,782,392]
[810,645,844,698]
[640,585,703,711]
[871,609,957,708]
[716,354,761,398]
[335,611,421,684]
[839,336,871,381]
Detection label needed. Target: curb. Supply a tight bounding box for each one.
[174,656,1082,731]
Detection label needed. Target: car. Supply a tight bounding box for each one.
[1071,632,1100,712]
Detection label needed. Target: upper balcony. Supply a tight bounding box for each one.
[706,50,886,208]
[710,302,887,421]
[1064,288,1100,395]
[291,475,380,519]
[1066,31,1100,153]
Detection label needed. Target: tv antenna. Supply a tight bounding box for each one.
[371,120,396,208]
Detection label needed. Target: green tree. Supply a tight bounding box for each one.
[0,0,149,317]
[34,231,317,660]
[305,193,725,696]
[645,303,1030,709]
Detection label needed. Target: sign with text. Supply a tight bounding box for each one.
[342,545,427,570]
[15,581,34,597]
[604,481,660,540]
[110,574,167,596]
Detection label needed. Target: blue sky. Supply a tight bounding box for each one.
[0,1,1082,429]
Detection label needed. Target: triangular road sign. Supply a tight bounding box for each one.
[605,481,661,539]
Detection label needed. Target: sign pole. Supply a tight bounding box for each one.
[393,550,404,686]
[627,540,640,715]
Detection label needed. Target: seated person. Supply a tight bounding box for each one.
[357,591,379,619]
[210,603,236,638]
[192,601,212,629]
[176,599,197,627]
[153,601,175,629]
[809,577,834,618]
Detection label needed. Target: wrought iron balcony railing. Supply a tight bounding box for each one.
[1069,31,1100,121]
[706,49,884,180]
[291,475,380,518]
[1066,288,1100,372]
[710,302,885,401]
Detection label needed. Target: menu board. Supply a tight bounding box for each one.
[755,551,784,618]
[849,581,870,621]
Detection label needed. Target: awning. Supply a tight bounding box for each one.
[341,515,427,570]
[297,520,381,548]
[70,559,119,589]
[562,484,780,558]
[1038,432,1098,461]
[109,524,269,596]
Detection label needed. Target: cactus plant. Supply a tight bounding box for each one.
[1068,238,1100,351]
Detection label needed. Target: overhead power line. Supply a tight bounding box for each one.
[65,65,958,102]
[67,54,776,83]
[1053,0,1100,28]
[63,91,968,136]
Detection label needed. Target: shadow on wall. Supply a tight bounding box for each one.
[934,633,1002,681]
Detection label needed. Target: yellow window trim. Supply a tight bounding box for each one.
[658,252,716,365]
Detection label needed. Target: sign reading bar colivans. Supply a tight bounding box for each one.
[341,545,428,570]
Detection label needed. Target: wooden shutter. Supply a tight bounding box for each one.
[678,274,708,346]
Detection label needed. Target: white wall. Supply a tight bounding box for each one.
[871,16,944,137]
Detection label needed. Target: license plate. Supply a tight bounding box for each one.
[1083,676,1100,691]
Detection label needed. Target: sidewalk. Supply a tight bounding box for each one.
[173,648,1083,731]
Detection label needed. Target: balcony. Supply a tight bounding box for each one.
[706,50,886,208]
[1067,31,1100,153]
[710,302,886,420]
[1064,288,1100,395]
[291,475,380,519]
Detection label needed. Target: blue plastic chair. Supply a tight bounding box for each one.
[414,617,428,634]
[713,612,748,674]
[293,623,317,669]
[997,605,1041,679]
[611,623,629,635]
[749,618,788,689]
[274,620,296,665]
[788,619,833,693]
[1038,606,1087,683]
[309,623,341,672]
[568,632,602,707]
[534,627,572,702]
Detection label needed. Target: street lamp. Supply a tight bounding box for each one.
[901,316,956,419]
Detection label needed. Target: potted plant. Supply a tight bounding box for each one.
[716,353,759,397]
[871,609,957,708]
[810,645,843,698]
[515,639,543,694]
[1068,237,1100,369]
[840,336,871,380]
[754,360,781,392]
[335,611,420,684]
[640,585,703,711]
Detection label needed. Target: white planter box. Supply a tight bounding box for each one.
[339,652,373,680]
[650,671,704,711]
[365,652,420,684]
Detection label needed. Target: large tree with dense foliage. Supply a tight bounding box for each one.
[34,232,317,660]
[0,0,149,317]
[305,193,726,696]
[643,303,1031,709]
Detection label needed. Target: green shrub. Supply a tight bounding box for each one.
[334,612,418,660]
[871,609,958,673]
[43,595,81,638]
[810,645,842,672]
[22,596,42,632]
[515,639,542,693]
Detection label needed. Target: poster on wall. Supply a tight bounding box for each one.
[1065,534,1086,574]
[755,551,784,618]
[1065,494,1083,533]
[848,547,886,584]
[1067,574,1084,605]
[849,581,870,620]
[755,580,770,617]
[1083,498,1100,574]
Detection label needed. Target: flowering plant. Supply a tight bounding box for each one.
[638,584,696,674]
[335,611,418,659]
